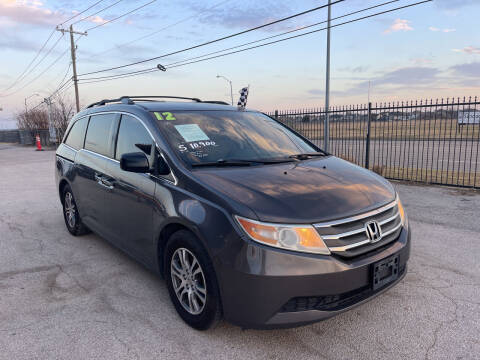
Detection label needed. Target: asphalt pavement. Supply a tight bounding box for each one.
[0,145,479,360]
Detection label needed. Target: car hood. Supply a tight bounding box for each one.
[192,156,396,224]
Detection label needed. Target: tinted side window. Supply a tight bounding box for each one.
[64,117,88,150]
[85,113,116,157]
[115,115,153,160]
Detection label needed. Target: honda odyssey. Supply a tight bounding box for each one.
[55,96,410,330]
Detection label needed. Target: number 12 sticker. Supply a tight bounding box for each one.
[154,112,176,121]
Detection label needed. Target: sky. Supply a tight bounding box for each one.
[0,0,479,127]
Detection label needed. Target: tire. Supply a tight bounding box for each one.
[165,230,222,330]
[62,184,90,236]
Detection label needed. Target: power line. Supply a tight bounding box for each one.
[164,0,402,69]
[80,69,158,84]
[54,61,72,94]
[0,29,56,93]
[84,0,157,32]
[2,49,70,97]
[0,34,65,96]
[59,0,108,26]
[80,0,399,82]
[86,0,232,59]
[71,0,124,25]
[77,0,432,85]
[1,0,108,94]
[78,0,346,76]
[166,0,433,70]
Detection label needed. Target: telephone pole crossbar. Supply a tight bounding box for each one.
[56,25,87,113]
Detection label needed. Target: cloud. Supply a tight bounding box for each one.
[186,1,293,31]
[384,19,413,34]
[0,0,66,28]
[429,26,456,33]
[339,66,369,73]
[331,67,441,97]
[307,89,323,96]
[452,46,480,55]
[372,67,440,86]
[450,62,480,77]
[87,15,108,25]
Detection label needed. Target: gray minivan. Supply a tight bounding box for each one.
[55,96,410,330]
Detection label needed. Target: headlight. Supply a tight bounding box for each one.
[235,216,330,255]
[397,194,407,225]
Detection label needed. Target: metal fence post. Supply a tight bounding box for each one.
[365,102,372,169]
[274,110,278,120]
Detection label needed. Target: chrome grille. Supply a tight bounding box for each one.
[314,199,403,258]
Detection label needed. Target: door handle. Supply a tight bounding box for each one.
[94,173,114,190]
[101,178,115,189]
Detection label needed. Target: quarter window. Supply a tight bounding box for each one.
[85,113,116,157]
[115,114,153,160]
[64,117,88,150]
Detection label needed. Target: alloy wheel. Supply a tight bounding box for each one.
[64,192,76,228]
[170,248,207,315]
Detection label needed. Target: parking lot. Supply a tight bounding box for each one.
[0,144,479,360]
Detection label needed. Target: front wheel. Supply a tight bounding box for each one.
[165,230,222,330]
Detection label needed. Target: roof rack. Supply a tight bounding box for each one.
[202,101,230,105]
[86,96,202,108]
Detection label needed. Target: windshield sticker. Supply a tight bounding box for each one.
[154,112,177,121]
[178,141,216,153]
[174,124,210,142]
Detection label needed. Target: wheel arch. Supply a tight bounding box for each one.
[58,178,70,204]
[157,222,190,277]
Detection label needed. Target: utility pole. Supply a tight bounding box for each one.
[324,0,331,152]
[56,25,87,113]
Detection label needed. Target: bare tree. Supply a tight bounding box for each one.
[51,93,75,139]
[16,107,49,130]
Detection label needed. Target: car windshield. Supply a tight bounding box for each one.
[152,110,318,166]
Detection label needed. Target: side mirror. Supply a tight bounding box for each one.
[120,152,150,173]
[156,154,171,175]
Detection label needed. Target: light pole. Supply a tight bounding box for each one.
[25,93,39,113]
[24,93,40,124]
[324,0,331,153]
[216,75,233,105]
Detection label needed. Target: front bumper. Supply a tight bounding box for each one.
[216,224,411,329]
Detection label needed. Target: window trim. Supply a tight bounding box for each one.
[115,113,155,161]
[84,112,119,158]
[63,116,90,150]
[74,110,177,185]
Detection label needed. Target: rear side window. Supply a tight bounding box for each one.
[85,113,116,157]
[64,117,88,150]
[115,114,153,160]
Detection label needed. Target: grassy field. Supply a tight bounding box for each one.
[279,118,480,141]
[336,153,480,188]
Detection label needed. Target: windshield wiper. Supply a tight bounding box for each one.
[288,152,329,160]
[191,158,297,168]
[191,159,262,167]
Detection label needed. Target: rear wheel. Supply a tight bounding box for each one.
[62,185,90,236]
[165,230,222,330]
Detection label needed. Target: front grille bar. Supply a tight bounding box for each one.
[314,199,397,228]
[327,221,402,252]
[314,197,402,254]
[322,212,399,240]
